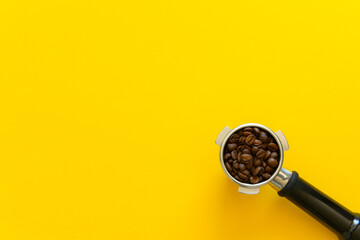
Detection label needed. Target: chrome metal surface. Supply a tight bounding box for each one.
[349,218,360,235]
[270,168,292,191]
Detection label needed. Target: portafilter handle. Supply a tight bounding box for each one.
[271,168,360,240]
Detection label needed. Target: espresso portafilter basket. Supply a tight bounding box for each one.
[216,123,360,240]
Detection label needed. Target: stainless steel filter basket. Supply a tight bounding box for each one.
[216,123,289,194]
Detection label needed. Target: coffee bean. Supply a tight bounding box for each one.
[254,139,262,146]
[270,152,278,158]
[234,175,241,181]
[231,150,238,160]
[238,172,247,179]
[229,137,239,143]
[267,158,278,168]
[239,145,246,151]
[265,166,275,173]
[262,161,267,167]
[251,146,259,154]
[244,127,253,132]
[239,163,246,171]
[253,127,260,135]
[228,159,234,163]
[240,154,253,163]
[227,143,237,151]
[259,132,268,143]
[268,143,279,151]
[246,160,253,169]
[242,149,250,154]
[245,135,255,145]
[225,162,232,172]
[231,134,240,139]
[243,131,253,136]
[230,171,236,177]
[268,138,274,144]
[253,166,264,176]
[239,136,245,144]
[256,149,266,159]
[264,150,271,160]
[253,158,262,167]
[250,176,260,184]
[261,144,268,149]
[233,162,239,169]
[244,145,251,151]
[242,170,250,176]
[224,153,231,160]
[262,173,271,179]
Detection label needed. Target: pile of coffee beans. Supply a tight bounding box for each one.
[223,127,280,184]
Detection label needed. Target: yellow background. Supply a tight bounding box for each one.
[0,0,359,239]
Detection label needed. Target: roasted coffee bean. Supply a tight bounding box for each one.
[229,137,239,143]
[259,176,263,182]
[239,163,246,171]
[270,152,278,158]
[268,138,274,144]
[239,145,246,151]
[256,149,266,159]
[228,159,234,163]
[242,169,250,176]
[253,158,262,167]
[227,143,237,151]
[234,175,241,181]
[265,166,275,173]
[237,152,241,162]
[264,150,271,160]
[243,127,253,132]
[239,136,245,144]
[233,162,239,169]
[242,149,250,154]
[231,134,240,139]
[262,161,267,167]
[238,172,247,179]
[225,162,232,172]
[240,154,253,163]
[230,171,236,177]
[254,139,262,146]
[262,173,271,179]
[231,150,238,160]
[224,153,231,160]
[253,166,264,176]
[245,135,256,145]
[261,144,268,149]
[253,127,260,135]
[246,160,253,169]
[267,158,278,168]
[250,176,260,184]
[244,145,251,151]
[268,143,279,151]
[233,168,238,174]
[243,131,253,136]
[251,146,259,154]
[259,132,268,143]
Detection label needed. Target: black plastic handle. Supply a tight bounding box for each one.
[278,171,360,240]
